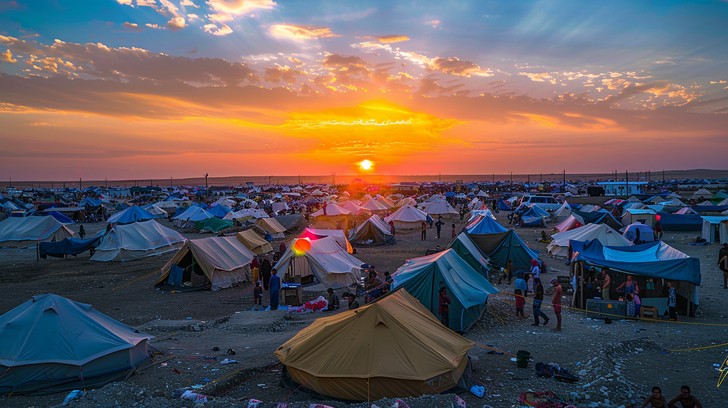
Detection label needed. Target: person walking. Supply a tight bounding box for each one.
[531,278,549,326]
[269,268,281,310]
[551,278,563,331]
[667,281,677,321]
[435,216,444,239]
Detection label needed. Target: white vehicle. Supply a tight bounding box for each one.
[519,194,562,211]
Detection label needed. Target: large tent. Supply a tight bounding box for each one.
[90,220,186,262]
[570,240,701,313]
[157,236,254,290]
[310,203,352,230]
[172,206,213,228]
[254,217,287,239]
[106,206,157,224]
[465,214,507,234]
[236,229,274,255]
[552,214,584,233]
[621,222,656,243]
[656,212,702,232]
[547,223,632,258]
[274,236,363,291]
[467,230,539,271]
[572,209,623,231]
[621,208,657,227]
[275,289,473,401]
[300,227,354,253]
[348,214,395,245]
[447,233,492,280]
[701,215,728,243]
[392,249,498,333]
[384,205,429,230]
[418,200,459,219]
[0,294,151,394]
[0,216,73,248]
[194,217,233,233]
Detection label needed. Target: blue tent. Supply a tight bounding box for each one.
[519,206,548,228]
[0,294,151,394]
[45,211,75,225]
[692,205,728,214]
[207,204,231,218]
[497,199,512,211]
[106,206,157,224]
[465,215,507,234]
[570,239,700,286]
[572,209,623,231]
[79,197,102,208]
[468,230,539,271]
[656,212,702,232]
[392,249,498,332]
[447,232,492,280]
[39,236,101,258]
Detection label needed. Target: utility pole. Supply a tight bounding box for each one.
[563,169,566,192]
[625,170,629,197]
[170,177,173,187]
[79,178,82,191]
[205,173,209,198]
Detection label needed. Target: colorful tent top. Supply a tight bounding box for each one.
[195,217,233,233]
[0,293,151,394]
[236,229,274,255]
[392,249,498,332]
[158,236,254,290]
[547,223,631,258]
[107,206,157,225]
[447,233,492,279]
[348,214,395,246]
[274,236,363,291]
[465,214,507,234]
[275,289,473,401]
[299,227,353,253]
[0,216,73,248]
[570,240,700,286]
[553,214,584,233]
[467,230,539,271]
[90,220,186,262]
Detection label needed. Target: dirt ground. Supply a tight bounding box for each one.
[1,209,727,408]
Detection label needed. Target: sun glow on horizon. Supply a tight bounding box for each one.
[359,159,374,171]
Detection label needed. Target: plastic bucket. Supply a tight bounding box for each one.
[516,350,531,368]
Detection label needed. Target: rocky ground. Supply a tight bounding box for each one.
[1,208,726,408]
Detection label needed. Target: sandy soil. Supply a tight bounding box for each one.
[1,210,726,408]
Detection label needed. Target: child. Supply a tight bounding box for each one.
[515,288,525,318]
[253,281,263,310]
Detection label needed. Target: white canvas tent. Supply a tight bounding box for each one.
[91,220,186,262]
[418,200,458,219]
[701,216,728,243]
[547,223,632,258]
[158,236,254,290]
[0,216,73,248]
[384,205,428,230]
[274,236,364,292]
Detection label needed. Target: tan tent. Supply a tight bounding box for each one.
[236,229,274,255]
[254,217,287,239]
[157,236,254,290]
[275,290,473,401]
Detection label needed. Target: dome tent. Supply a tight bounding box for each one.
[0,294,151,394]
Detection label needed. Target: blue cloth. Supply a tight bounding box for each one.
[514,278,527,293]
[668,287,676,307]
[269,274,281,310]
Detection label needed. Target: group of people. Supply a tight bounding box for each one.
[512,260,563,331]
[641,385,702,408]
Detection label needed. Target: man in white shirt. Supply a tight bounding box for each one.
[530,259,541,292]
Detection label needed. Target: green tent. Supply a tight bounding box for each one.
[468,230,539,271]
[447,232,491,281]
[392,249,498,332]
[195,217,233,233]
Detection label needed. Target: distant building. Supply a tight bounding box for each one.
[390,182,419,193]
[596,181,648,197]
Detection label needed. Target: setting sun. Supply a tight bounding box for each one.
[359,159,374,171]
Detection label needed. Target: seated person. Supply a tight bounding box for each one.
[344,292,359,310]
[364,270,384,303]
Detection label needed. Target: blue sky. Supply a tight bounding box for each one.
[0,0,727,180]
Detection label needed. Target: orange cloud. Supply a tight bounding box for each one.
[1,49,17,63]
[269,24,339,41]
[377,35,410,44]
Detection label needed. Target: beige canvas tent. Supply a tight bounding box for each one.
[236,229,274,255]
[0,216,73,248]
[275,289,473,401]
[254,217,287,239]
[157,236,255,290]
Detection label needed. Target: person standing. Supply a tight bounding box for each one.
[551,278,563,331]
[438,286,451,328]
[515,272,528,318]
[718,243,728,289]
[451,223,457,239]
[531,278,549,326]
[253,281,263,310]
[420,221,427,241]
[601,268,611,300]
[261,259,272,290]
[269,268,281,310]
[78,225,86,239]
[667,281,677,321]
[654,218,663,240]
[530,260,541,293]
[435,217,444,239]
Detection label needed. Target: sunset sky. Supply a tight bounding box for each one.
[1,0,727,181]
